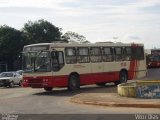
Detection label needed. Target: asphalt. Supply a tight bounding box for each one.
[70,90,160,108]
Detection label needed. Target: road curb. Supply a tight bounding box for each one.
[70,93,160,108]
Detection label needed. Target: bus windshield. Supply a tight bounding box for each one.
[149,55,160,62]
[23,51,51,72]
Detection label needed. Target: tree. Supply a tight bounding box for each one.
[0,25,26,71]
[62,31,90,43]
[22,19,62,44]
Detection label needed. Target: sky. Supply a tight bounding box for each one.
[0,0,160,49]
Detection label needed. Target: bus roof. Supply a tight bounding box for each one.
[24,42,144,48]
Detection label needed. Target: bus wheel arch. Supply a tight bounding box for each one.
[68,72,80,91]
[115,69,128,85]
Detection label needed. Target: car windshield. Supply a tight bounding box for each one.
[16,70,23,75]
[22,51,51,72]
[0,72,14,77]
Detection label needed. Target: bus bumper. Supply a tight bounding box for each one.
[22,80,52,88]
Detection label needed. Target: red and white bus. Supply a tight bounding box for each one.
[22,42,147,91]
[147,49,160,68]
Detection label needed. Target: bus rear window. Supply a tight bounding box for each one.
[132,47,144,60]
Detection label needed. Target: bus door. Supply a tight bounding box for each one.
[51,50,66,87]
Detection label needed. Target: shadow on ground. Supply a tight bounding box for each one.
[33,83,117,97]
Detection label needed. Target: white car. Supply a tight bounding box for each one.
[0,72,22,87]
[16,70,23,75]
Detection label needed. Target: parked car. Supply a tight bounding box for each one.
[0,72,22,87]
[16,70,23,75]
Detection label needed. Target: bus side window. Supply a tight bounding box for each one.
[65,48,77,64]
[124,47,132,61]
[90,47,102,62]
[114,47,124,61]
[102,47,114,62]
[51,51,64,72]
[77,47,90,63]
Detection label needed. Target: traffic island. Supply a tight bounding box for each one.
[136,80,160,98]
[71,81,160,108]
[70,92,160,108]
[117,82,136,97]
[118,80,160,98]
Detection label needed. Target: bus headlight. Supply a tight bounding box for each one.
[24,79,28,82]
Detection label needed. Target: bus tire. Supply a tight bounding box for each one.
[114,71,128,85]
[96,82,106,87]
[44,87,53,92]
[68,75,80,91]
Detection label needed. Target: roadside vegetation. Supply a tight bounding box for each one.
[0,19,88,71]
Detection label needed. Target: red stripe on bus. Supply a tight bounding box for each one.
[129,60,136,79]
[129,43,138,80]
[134,60,138,79]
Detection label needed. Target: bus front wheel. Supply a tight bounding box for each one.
[44,87,53,92]
[68,75,80,91]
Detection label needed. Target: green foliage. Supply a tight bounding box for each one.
[0,25,26,70]
[0,19,89,71]
[62,31,90,43]
[22,19,62,44]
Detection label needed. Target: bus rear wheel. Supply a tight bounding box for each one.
[68,75,80,91]
[114,71,128,85]
[44,87,53,92]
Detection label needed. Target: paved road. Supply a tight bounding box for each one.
[146,68,160,80]
[0,69,160,114]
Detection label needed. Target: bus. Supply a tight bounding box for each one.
[147,49,160,68]
[22,42,147,91]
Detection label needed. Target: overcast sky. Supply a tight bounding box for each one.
[0,0,160,49]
